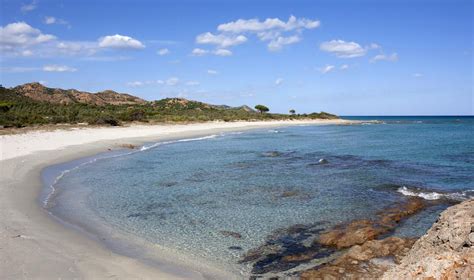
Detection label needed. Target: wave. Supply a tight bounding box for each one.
[397,186,474,201]
[140,134,219,151]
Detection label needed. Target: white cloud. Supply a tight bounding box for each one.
[0,22,56,54]
[43,65,77,72]
[320,65,335,74]
[191,48,209,56]
[197,15,319,52]
[275,78,283,86]
[0,66,40,73]
[213,49,232,56]
[267,35,301,51]
[21,1,37,13]
[157,48,169,55]
[207,69,218,75]
[44,17,56,25]
[166,77,179,86]
[21,50,33,56]
[127,81,144,87]
[340,64,349,70]
[44,16,69,26]
[186,81,200,86]
[217,15,319,33]
[98,34,145,49]
[412,73,423,78]
[370,52,398,63]
[320,40,367,58]
[196,32,247,48]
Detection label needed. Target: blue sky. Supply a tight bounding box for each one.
[0,0,472,115]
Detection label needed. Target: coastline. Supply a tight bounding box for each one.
[0,119,353,279]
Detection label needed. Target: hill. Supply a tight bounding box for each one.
[0,83,338,128]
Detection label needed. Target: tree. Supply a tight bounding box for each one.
[254,104,269,114]
[289,109,296,115]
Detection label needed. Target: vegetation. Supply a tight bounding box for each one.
[289,109,296,115]
[0,84,338,128]
[255,104,269,114]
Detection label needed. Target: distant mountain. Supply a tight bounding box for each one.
[0,82,338,128]
[9,83,257,112]
[13,82,147,106]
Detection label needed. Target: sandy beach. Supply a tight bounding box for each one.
[0,119,351,279]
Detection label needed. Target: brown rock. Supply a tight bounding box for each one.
[382,199,474,280]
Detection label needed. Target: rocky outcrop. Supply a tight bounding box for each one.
[381,199,473,280]
[13,82,146,106]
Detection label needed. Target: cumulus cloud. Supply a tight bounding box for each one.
[207,69,218,75]
[191,48,209,56]
[43,65,77,72]
[320,65,335,74]
[217,15,319,33]
[196,15,318,52]
[275,78,283,86]
[196,32,247,48]
[340,64,349,70]
[157,48,169,55]
[412,73,423,78]
[98,34,145,49]
[267,35,301,51]
[21,1,37,13]
[320,40,367,58]
[213,49,232,56]
[370,52,398,63]
[0,22,56,54]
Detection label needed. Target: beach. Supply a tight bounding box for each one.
[0,119,351,279]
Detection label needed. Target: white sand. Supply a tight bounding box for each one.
[0,119,352,279]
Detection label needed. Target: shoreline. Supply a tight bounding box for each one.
[0,119,353,279]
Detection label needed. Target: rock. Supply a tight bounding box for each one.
[382,199,474,280]
[262,151,281,157]
[280,190,300,198]
[300,237,415,280]
[228,246,243,250]
[318,158,329,164]
[119,143,137,149]
[318,198,425,249]
[220,230,242,239]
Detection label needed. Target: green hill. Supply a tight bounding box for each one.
[0,83,338,128]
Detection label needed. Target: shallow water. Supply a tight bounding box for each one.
[46,116,474,277]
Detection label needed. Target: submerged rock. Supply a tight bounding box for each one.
[300,237,415,279]
[318,198,425,249]
[262,151,281,157]
[220,230,242,239]
[240,223,332,275]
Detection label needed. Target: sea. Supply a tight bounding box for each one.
[42,116,474,278]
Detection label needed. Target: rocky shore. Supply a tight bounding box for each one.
[300,199,473,280]
[382,199,473,280]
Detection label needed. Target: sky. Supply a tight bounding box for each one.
[0,0,472,115]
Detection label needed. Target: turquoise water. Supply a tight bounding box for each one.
[45,117,474,277]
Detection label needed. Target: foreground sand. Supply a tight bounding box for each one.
[0,119,352,279]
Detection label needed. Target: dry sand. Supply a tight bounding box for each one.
[0,119,353,279]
